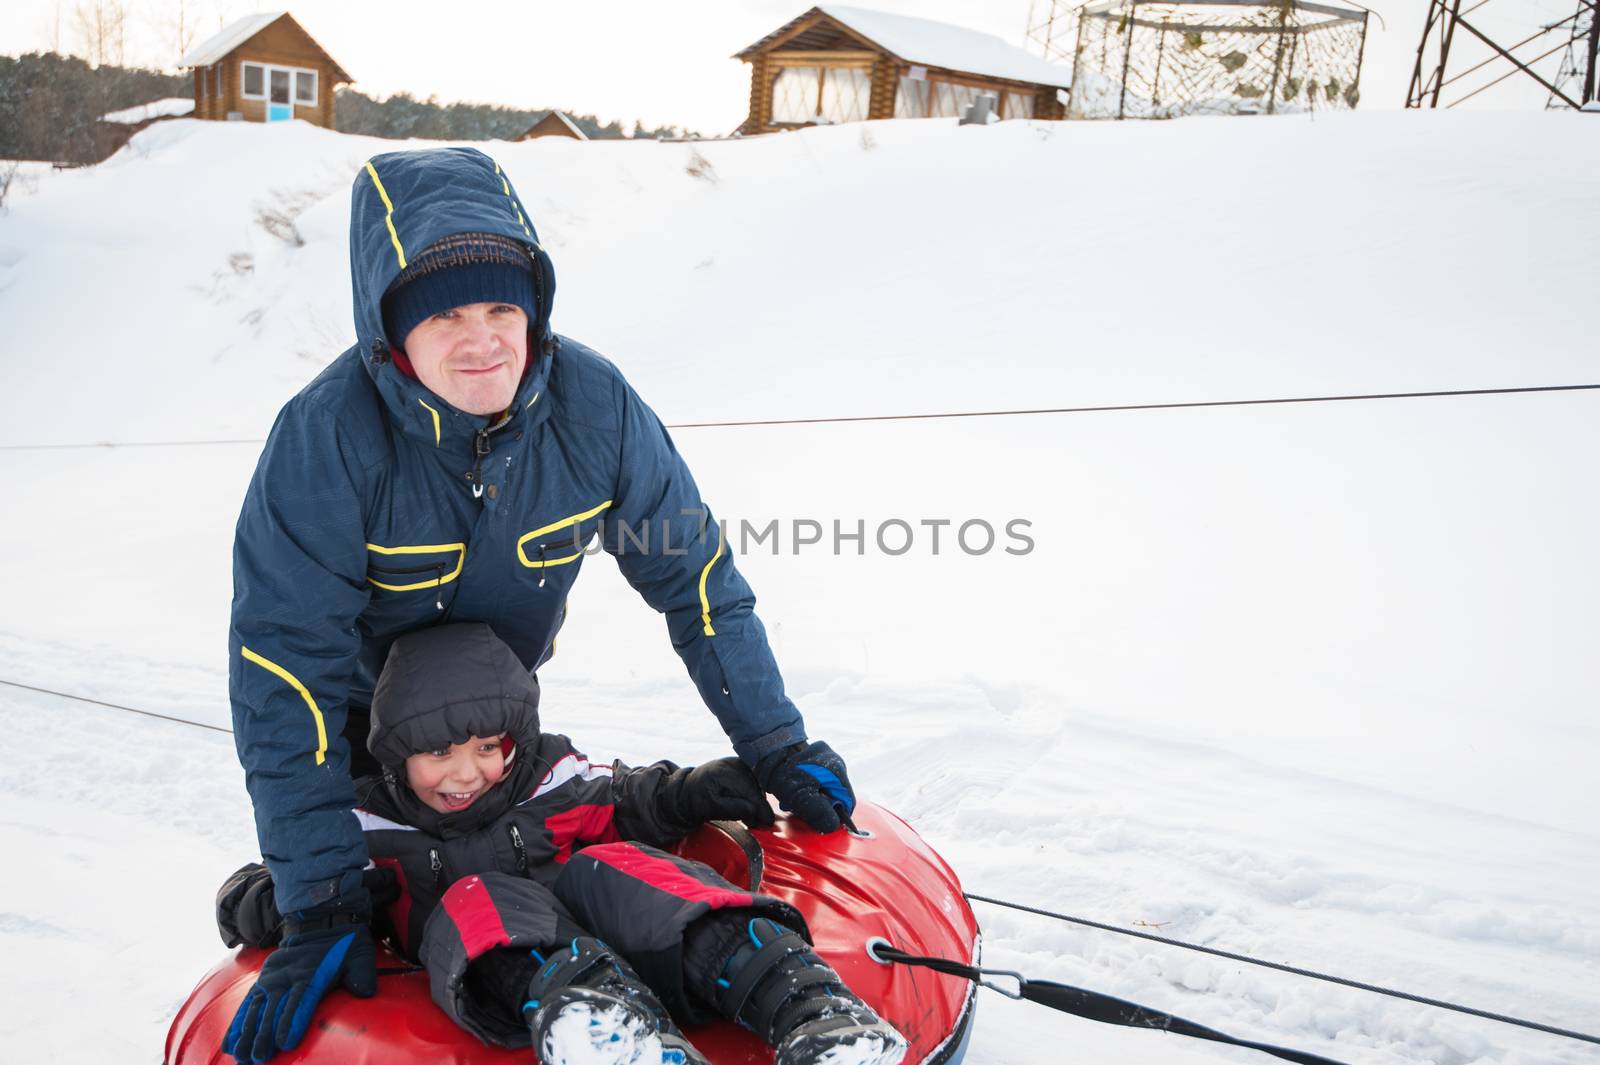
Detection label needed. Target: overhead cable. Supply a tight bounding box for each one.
[0,677,232,735]
[1,383,1594,450]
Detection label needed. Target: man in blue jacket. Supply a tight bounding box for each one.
[225,147,857,1063]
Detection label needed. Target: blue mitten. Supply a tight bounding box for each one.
[222,899,377,1063]
[753,740,855,833]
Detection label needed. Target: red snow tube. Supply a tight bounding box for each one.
[165,802,979,1065]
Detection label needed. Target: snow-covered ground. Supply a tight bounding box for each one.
[99,97,196,125]
[1,112,1596,1065]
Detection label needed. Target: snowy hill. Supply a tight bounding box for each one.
[0,114,1596,1064]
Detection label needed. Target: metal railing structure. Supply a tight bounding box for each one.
[1065,0,1369,119]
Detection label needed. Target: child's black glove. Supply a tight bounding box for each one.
[672,756,776,828]
[753,740,855,833]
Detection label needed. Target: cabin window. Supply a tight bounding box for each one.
[771,66,822,123]
[771,62,872,124]
[240,61,319,108]
[926,80,987,119]
[820,68,870,122]
[896,76,1016,120]
[1003,92,1036,119]
[895,77,930,117]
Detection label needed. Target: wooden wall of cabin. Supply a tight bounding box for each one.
[320,61,336,127]
[191,49,336,126]
[744,53,772,132]
[868,56,898,120]
[192,63,229,120]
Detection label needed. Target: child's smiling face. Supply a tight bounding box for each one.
[404,735,507,814]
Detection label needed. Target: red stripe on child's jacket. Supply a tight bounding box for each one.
[586,842,756,909]
[544,804,623,864]
[438,875,512,959]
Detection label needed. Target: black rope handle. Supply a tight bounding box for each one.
[871,944,1350,1065]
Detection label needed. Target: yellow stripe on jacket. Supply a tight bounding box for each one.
[240,646,330,765]
[364,161,407,269]
[698,523,725,636]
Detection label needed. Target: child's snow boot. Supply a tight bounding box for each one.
[523,937,709,1065]
[714,918,907,1065]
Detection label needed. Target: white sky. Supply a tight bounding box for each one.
[0,1,1583,133]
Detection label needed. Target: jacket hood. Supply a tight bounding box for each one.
[348,147,557,446]
[367,622,542,771]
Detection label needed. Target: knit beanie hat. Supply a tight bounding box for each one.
[380,233,538,350]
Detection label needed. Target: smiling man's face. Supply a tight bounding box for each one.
[403,302,528,415]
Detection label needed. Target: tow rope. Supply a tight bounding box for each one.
[873,892,1599,1061]
[869,943,1348,1065]
[962,892,1600,1046]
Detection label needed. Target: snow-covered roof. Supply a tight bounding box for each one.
[179,12,285,68]
[547,111,588,139]
[515,109,592,139]
[100,97,195,124]
[751,5,1073,90]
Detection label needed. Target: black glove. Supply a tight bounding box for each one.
[216,863,279,949]
[753,740,855,833]
[668,757,775,829]
[217,864,400,950]
[222,895,378,1063]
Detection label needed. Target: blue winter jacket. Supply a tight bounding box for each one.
[229,147,804,915]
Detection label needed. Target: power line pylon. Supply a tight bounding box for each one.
[1548,0,1600,108]
[1406,0,1599,109]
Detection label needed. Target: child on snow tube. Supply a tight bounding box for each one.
[214,622,906,1065]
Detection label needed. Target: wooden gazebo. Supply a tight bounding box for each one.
[735,5,1070,134]
[179,11,351,127]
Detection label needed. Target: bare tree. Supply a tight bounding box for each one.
[213,1,240,34]
[72,0,129,67]
[159,0,199,64]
